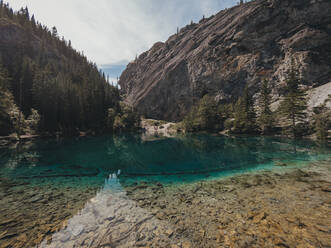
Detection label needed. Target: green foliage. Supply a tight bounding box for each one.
[183,90,258,134]
[183,95,220,132]
[110,103,140,132]
[26,108,40,134]
[0,65,15,135]
[232,86,257,134]
[107,108,117,130]
[0,63,41,137]
[224,118,234,132]
[0,3,125,135]
[218,103,234,132]
[313,95,331,142]
[257,80,274,134]
[278,65,308,137]
[218,103,234,120]
[8,104,25,137]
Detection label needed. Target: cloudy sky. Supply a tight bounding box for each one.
[8,0,237,80]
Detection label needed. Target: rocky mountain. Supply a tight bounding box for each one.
[119,0,331,121]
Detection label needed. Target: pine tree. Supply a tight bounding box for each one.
[233,86,257,134]
[20,57,34,114]
[24,6,29,20]
[52,26,58,37]
[183,95,219,132]
[0,65,14,135]
[257,79,274,134]
[196,95,218,131]
[313,95,331,142]
[278,64,307,137]
[31,14,36,30]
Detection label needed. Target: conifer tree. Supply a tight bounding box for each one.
[20,58,34,114]
[31,14,36,29]
[0,65,14,135]
[233,86,257,134]
[313,95,331,142]
[52,26,58,37]
[257,79,274,134]
[278,64,307,137]
[183,95,219,132]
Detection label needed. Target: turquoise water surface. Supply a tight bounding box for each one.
[0,134,330,186]
[0,134,330,247]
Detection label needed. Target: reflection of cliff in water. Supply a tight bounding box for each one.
[0,135,329,184]
[111,134,329,179]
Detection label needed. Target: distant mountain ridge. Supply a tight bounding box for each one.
[119,0,331,121]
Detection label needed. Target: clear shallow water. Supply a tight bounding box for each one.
[0,134,330,185]
[0,134,330,247]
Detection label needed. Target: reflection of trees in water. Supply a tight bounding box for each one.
[254,136,330,164]
[221,136,262,169]
[0,141,40,170]
[107,134,147,172]
[0,134,329,183]
[111,135,248,176]
[104,134,330,178]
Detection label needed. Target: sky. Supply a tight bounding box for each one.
[8,0,237,81]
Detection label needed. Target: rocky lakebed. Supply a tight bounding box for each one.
[0,159,330,248]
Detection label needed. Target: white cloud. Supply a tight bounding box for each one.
[7,0,236,65]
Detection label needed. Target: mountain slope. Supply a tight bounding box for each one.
[119,0,331,121]
[0,3,121,135]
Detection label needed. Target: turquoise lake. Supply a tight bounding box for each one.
[1,134,330,185]
[0,134,330,247]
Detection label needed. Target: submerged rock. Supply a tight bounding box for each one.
[123,160,331,248]
[1,157,330,248]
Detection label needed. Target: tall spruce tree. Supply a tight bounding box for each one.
[313,95,331,142]
[233,86,257,134]
[279,64,307,137]
[257,79,274,134]
[183,95,219,132]
[0,64,14,135]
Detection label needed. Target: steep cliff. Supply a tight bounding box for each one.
[119,0,331,121]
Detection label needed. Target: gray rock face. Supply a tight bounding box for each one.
[119,0,331,121]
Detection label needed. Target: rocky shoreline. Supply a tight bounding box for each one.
[140,119,180,139]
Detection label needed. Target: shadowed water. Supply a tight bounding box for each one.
[0,134,330,247]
